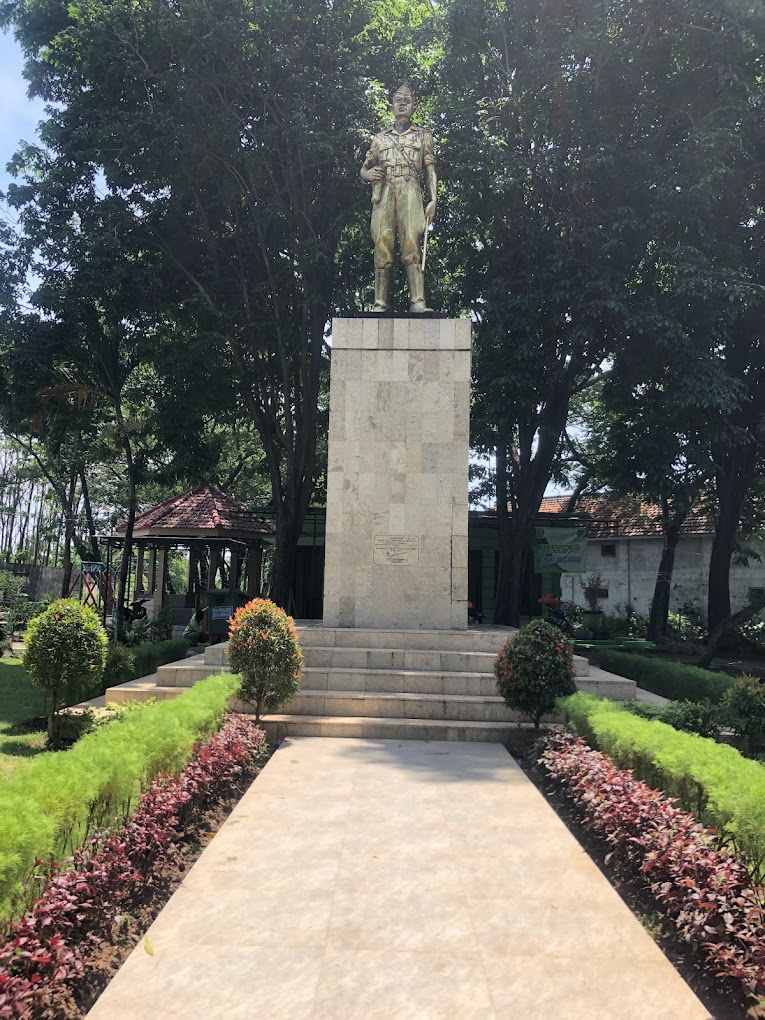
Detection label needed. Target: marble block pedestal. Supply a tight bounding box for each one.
[323,317,471,630]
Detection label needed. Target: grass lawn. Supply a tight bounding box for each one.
[0,656,48,777]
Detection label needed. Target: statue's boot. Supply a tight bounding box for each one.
[372,268,391,312]
[406,264,433,313]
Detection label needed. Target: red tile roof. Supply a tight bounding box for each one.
[117,486,274,536]
[539,494,714,538]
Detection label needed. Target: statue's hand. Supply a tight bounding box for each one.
[362,166,385,184]
[425,199,437,223]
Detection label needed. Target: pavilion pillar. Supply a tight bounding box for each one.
[229,548,240,592]
[152,546,167,611]
[135,544,145,595]
[147,547,157,594]
[247,544,262,598]
[207,546,220,591]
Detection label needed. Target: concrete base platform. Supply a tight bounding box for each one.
[87,738,708,1020]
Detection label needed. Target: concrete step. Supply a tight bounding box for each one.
[258,714,537,743]
[104,677,178,705]
[300,666,495,696]
[284,689,542,723]
[301,645,497,673]
[299,667,494,696]
[163,652,589,692]
[157,660,230,687]
[293,625,517,653]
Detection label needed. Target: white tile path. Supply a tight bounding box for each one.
[87,738,710,1020]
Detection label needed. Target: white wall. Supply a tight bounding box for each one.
[559,535,765,619]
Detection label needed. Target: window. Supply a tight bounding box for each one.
[600,543,616,558]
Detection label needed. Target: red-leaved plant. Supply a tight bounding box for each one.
[0,714,266,1019]
[542,731,765,1015]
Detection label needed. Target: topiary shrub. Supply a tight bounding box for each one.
[494,619,576,728]
[723,675,765,756]
[228,598,303,721]
[23,599,108,746]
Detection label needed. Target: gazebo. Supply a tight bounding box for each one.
[107,485,274,619]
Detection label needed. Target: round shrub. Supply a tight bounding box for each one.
[102,642,137,692]
[723,674,765,756]
[23,599,108,746]
[228,599,303,721]
[494,619,576,728]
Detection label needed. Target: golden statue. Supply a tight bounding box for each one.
[360,83,437,313]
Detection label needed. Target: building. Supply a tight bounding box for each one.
[542,495,765,620]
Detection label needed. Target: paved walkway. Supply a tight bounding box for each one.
[88,738,710,1020]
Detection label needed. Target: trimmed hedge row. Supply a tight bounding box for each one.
[0,672,239,921]
[130,637,189,681]
[597,649,734,703]
[561,692,765,883]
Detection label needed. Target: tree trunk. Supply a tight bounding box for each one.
[115,432,138,642]
[59,453,79,598]
[79,466,101,561]
[707,442,758,632]
[646,515,683,642]
[270,513,302,612]
[48,688,60,747]
[698,591,765,668]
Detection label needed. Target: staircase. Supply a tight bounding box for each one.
[103,621,636,743]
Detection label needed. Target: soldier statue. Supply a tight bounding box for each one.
[360,83,437,313]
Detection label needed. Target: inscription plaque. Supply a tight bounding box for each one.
[373,535,420,566]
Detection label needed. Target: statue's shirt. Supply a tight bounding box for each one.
[364,124,436,182]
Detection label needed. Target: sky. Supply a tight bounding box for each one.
[0,30,44,195]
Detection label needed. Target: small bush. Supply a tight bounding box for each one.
[622,697,725,740]
[23,600,108,746]
[494,619,576,728]
[101,642,136,692]
[724,675,765,756]
[228,599,302,721]
[0,671,239,922]
[597,649,733,703]
[148,604,173,643]
[561,692,765,883]
[660,698,724,740]
[542,731,765,1011]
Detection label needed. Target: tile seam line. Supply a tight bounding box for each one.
[307,736,362,1018]
[455,741,513,1018]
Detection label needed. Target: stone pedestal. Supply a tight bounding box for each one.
[323,317,471,630]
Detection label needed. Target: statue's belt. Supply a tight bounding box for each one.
[382,164,420,180]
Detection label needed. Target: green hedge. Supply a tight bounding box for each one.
[561,692,765,881]
[0,672,239,922]
[597,649,734,703]
[130,637,190,681]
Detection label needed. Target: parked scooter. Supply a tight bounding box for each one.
[539,595,573,637]
[123,597,150,626]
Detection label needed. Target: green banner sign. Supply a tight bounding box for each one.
[533,526,588,573]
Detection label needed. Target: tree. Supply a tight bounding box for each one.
[439,0,765,625]
[570,361,727,640]
[23,599,107,746]
[2,0,423,609]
